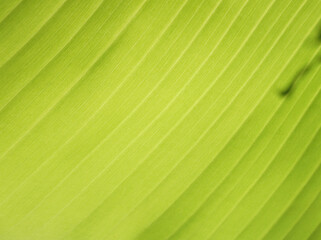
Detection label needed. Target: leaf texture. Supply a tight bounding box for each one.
[0,0,321,239]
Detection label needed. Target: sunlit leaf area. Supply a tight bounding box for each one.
[0,0,321,239]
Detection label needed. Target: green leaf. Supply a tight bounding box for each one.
[0,0,321,239]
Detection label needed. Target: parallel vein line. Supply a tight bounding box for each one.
[166,2,313,238]
[139,0,295,235]
[284,173,321,239]
[206,20,321,240]
[0,0,24,25]
[0,0,108,113]
[95,0,281,235]
[37,0,247,229]
[0,0,147,161]
[0,0,195,208]
[163,2,311,238]
[234,63,321,239]
[0,0,69,68]
[7,0,197,229]
[261,124,321,240]
[59,0,260,235]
